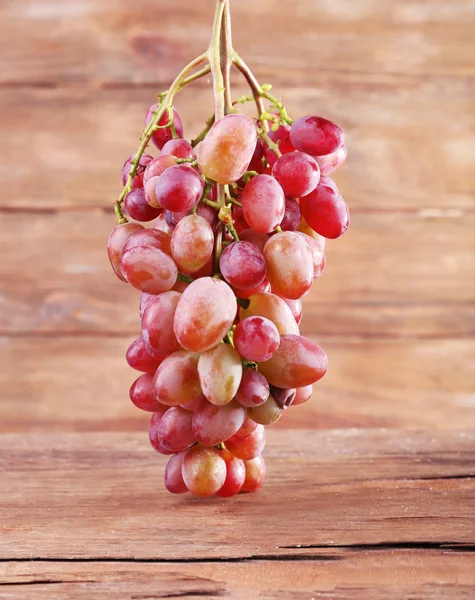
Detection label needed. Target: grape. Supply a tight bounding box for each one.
[226,424,266,461]
[232,416,259,440]
[149,412,173,455]
[238,229,269,252]
[258,334,328,388]
[235,369,269,408]
[197,114,257,184]
[241,174,285,234]
[157,406,196,452]
[240,292,299,335]
[315,143,347,175]
[122,154,154,189]
[283,299,302,325]
[300,183,350,239]
[293,385,313,406]
[270,386,296,409]
[272,151,320,198]
[216,450,246,497]
[145,104,184,150]
[198,344,242,406]
[174,278,237,352]
[234,316,280,362]
[121,245,177,294]
[297,232,326,279]
[248,394,283,425]
[126,337,162,374]
[181,396,202,411]
[219,241,266,290]
[263,232,313,300]
[124,188,161,222]
[182,445,226,498]
[280,198,301,232]
[153,350,201,406]
[246,141,266,174]
[155,164,204,213]
[144,155,177,185]
[141,291,181,360]
[107,223,144,282]
[232,277,271,300]
[130,373,167,412]
[297,217,326,249]
[241,455,266,493]
[192,397,246,446]
[144,176,161,208]
[196,203,219,230]
[319,175,339,193]
[171,215,214,275]
[154,212,175,236]
[140,290,165,320]
[164,451,188,494]
[161,139,194,159]
[290,116,344,157]
[263,122,295,167]
[123,228,172,255]
[231,205,249,234]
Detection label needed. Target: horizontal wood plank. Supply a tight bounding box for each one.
[1,212,474,336]
[0,429,474,561]
[1,553,475,599]
[1,0,474,88]
[2,82,474,211]
[1,337,475,433]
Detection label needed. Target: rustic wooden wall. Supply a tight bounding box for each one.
[1,0,474,434]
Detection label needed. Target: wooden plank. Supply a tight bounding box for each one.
[1,211,474,336]
[1,553,475,599]
[0,429,474,560]
[1,337,475,433]
[1,82,474,211]
[1,0,474,87]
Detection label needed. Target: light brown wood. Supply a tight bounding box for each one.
[0,429,474,564]
[1,337,475,433]
[1,553,475,599]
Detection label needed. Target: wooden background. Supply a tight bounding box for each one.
[1,0,474,598]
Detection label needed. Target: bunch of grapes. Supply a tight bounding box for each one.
[107,0,348,498]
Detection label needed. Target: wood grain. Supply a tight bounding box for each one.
[1,337,475,433]
[0,429,474,561]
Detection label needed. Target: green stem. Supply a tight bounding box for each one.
[191,115,215,148]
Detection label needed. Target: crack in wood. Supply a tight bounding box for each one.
[132,592,225,599]
[278,542,475,552]
[0,579,96,586]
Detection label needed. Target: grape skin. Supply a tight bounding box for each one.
[126,337,162,374]
[141,291,182,360]
[145,105,184,150]
[120,245,178,295]
[248,394,283,425]
[161,139,195,159]
[241,455,266,493]
[234,316,280,363]
[290,115,344,157]
[226,424,266,461]
[149,412,173,455]
[272,151,320,198]
[107,223,144,282]
[219,241,267,290]
[235,369,270,408]
[198,344,243,406]
[144,155,177,185]
[157,406,196,452]
[300,183,350,239]
[240,292,299,336]
[315,143,347,175]
[155,164,204,213]
[292,385,313,406]
[171,215,214,275]
[192,397,246,446]
[216,450,246,497]
[130,373,167,412]
[124,188,161,222]
[122,154,154,189]
[153,350,201,406]
[182,445,227,498]
[241,174,285,234]
[164,451,189,494]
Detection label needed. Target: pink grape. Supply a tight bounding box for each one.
[181,396,202,411]
[319,175,339,194]
[140,292,157,318]
[316,143,348,175]
[248,395,283,425]
[154,212,175,236]
[145,104,184,150]
[263,231,313,300]
[240,292,299,336]
[232,416,259,440]
[216,450,246,497]
[153,350,201,406]
[126,337,162,374]
[198,114,257,184]
[182,445,226,498]
[121,245,177,294]
[226,424,266,461]
[196,203,219,230]
[171,215,214,275]
[241,174,285,233]
[149,412,173,455]
[157,406,196,452]
[144,155,177,185]
[241,455,266,493]
[219,241,266,290]
[155,164,204,213]
[231,205,249,234]
[174,278,237,352]
[258,334,328,388]
[198,344,243,406]
[246,142,266,174]
[270,385,296,409]
[124,188,161,222]
[283,298,302,325]
[293,385,313,406]
[232,277,271,300]
[280,198,301,232]
[297,217,327,249]
[297,233,326,279]
[130,373,167,412]
[122,228,171,255]
[238,229,269,252]
[122,153,154,189]
[290,115,344,157]
[160,139,194,159]
[234,316,280,362]
[141,291,181,360]
[192,397,246,446]
[107,223,144,282]
[235,369,270,408]
[263,122,295,167]
[144,176,161,208]
[300,183,350,239]
[164,451,188,494]
[272,151,320,198]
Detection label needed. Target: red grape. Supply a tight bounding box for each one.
[272,151,320,198]
[241,455,266,493]
[164,451,188,494]
[121,245,177,295]
[235,369,269,408]
[130,373,167,412]
[181,396,202,411]
[227,424,266,461]
[232,277,271,300]
[192,397,246,446]
[161,139,194,159]
[122,154,154,189]
[171,214,214,275]
[141,291,181,360]
[216,450,246,497]
[182,445,226,498]
[123,228,172,255]
[270,386,296,409]
[238,229,269,252]
[300,183,350,239]
[290,116,344,157]
[297,217,327,249]
[144,176,161,208]
[315,143,347,175]
[124,188,161,222]
[234,316,280,362]
[232,416,259,440]
[126,337,161,374]
[297,232,326,279]
[155,164,204,213]
[247,142,266,174]
[149,412,173,455]
[198,344,242,406]
[231,205,249,234]
[219,241,266,290]
[153,350,201,406]
[263,122,295,167]
[280,197,301,232]
[144,155,177,185]
[283,298,302,325]
[241,174,285,233]
[107,223,144,282]
[196,203,219,230]
[293,385,313,406]
[157,406,196,452]
[240,292,299,336]
[154,212,175,236]
[248,394,283,425]
[145,105,184,150]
